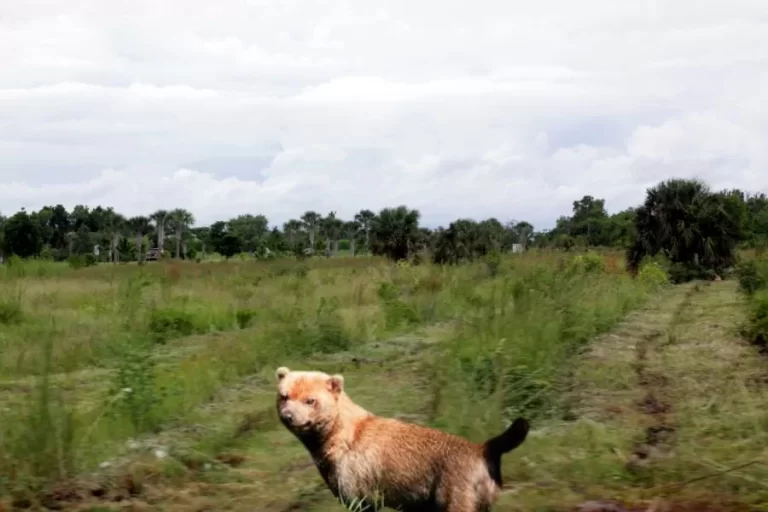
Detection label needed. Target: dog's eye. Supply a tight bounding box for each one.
[304,397,316,406]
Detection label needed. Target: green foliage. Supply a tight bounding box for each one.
[107,344,164,434]
[637,261,669,290]
[744,290,768,350]
[313,296,351,353]
[735,260,768,295]
[147,307,198,344]
[235,308,258,329]
[67,253,97,270]
[370,206,421,261]
[432,218,507,265]
[0,290,23,325]
[2,210,43,258]
[568,251,606,274]
[0,338,78,492]
[377,281,420,328]
[628,179,745,280]
[431,258,652,432]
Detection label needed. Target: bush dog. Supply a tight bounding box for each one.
[275,366,529,512]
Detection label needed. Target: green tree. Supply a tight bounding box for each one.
[282,219,304,249]
[128,216,152,263]
[103,208,127,263]
[209,221,242,259]
[301,211,322,254]
[150,210,169,254]
[628,178,746,279]
[320,211,343,256]
[167,208,195,259]
[354,209,376,252]
[569,195,609,246]
[2,209,42,258]
[228,214,269,253]
[343,220,361,255]
[370,206,421,261]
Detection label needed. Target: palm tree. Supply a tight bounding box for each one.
[370,206,421,261]
[103,208,126,263]
[354,209,376,252]
[150,210,168,255]
[343,220,361,256]
[65,230,77,257]
[320,211,344,256]
[300,211,321,254]
[282,219,303,248]
[128,216,152,263]
[167,208,195,259]
[628,178,745,278]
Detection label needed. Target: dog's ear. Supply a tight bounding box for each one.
[328,374,344,395]
[276,367,290,381]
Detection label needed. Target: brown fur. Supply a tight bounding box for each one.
[275,366,529,512]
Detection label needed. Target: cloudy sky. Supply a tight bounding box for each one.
[1,0,767,229]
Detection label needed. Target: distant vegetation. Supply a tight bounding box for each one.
[2,178,767,280]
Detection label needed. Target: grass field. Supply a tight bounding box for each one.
[0,251,766,511]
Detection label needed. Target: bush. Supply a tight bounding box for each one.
[744,291,768,350]
[0,297,23,325]
[377,281,420,329]
[67,254,97,270]
[313,297,351,353]
[107,344,164,434]
[147,307,198,344]
[568,251,606,274]
[638,261,669,290]
[235,308,258,329]
[736,260,768,295]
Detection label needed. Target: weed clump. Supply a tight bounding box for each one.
[107,342,164,434]
[377,281,420,329]
[638,261,670,290]
[568,251,606,274]
[67,254,97,270]
[235,308,258,329]
[0,297,23,325]
[147,307,198,344]
[736,260,768,295]
[313,296,351,353]
[744,290,768,349]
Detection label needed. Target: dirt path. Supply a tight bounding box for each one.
[556,281,768,511]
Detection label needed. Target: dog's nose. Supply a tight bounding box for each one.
[281,411,294,422]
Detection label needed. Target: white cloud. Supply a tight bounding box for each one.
[1,0,767,229]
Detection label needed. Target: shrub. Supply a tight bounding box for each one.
[638,261,669,290]
[235,308,258,329]
[377,281,420,329]
[107,344,164,434]
[67,254,97,270]
[313,297,351,353]
[0,297,23,325]
[568,251,606,274]
[736,260,768,295]
[147,307,198,344]
[745,291,768,350]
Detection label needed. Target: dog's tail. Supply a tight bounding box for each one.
[481,417,530,487]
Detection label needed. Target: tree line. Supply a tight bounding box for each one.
[1,178,767,270]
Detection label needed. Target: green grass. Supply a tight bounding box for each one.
[0,251,765,511]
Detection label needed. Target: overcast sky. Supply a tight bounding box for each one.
[1,0,766,229]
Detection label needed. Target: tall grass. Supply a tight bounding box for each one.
[427,251,665,441]
[735,258,768,348]
[0,249,661,501]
